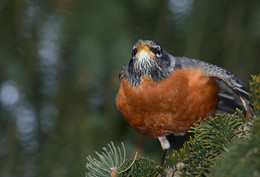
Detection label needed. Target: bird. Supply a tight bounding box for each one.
[115,39,255,166]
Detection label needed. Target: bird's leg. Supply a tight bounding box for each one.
[158,136,170,166]
[160,148,169,166]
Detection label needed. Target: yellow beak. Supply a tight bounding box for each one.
[135,40,155,58]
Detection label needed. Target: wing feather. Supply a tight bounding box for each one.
[198,61,255,118]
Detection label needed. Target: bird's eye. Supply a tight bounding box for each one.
[132,48,137,57]
[152,45,162,57]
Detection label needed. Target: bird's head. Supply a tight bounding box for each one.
[127,40,172,85]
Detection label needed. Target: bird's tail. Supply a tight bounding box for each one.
[215,78,255,118]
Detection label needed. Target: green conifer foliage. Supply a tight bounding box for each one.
[86,142,137,177]
[210,74,260,177]
[123,157,162,177]
[165,110,248,176]
[250,74,260,116]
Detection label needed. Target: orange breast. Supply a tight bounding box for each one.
[116,68,218,138]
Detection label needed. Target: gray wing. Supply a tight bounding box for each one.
[172,56,255,118]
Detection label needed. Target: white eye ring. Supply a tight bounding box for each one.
[155,45,162,57]
[156,52,162,57]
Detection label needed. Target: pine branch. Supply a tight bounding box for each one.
[123,157,163,177]
[250,74,260,117]
[165,110,249,176]
[210,74,260,177]
[86,142,137,177]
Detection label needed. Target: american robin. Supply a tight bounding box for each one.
[116,40,255,165]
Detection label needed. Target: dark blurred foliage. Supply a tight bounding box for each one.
[0,0,259,176]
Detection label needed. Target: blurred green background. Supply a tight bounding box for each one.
[0,0,259,176]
